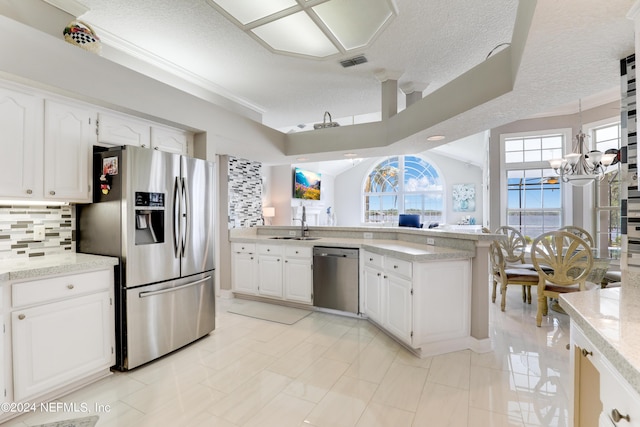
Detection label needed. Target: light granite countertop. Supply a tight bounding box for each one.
[0,253,119,282]
[229,234,473,262]
[559,287,640,396]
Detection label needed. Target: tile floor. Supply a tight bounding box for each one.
[5,289,572,427]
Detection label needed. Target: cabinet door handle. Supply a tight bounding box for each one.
[581,348,593,357]
[67,284,75,290]
[26,189,32,194]
[369,257,373,261]
[377,273,381,277]
[611,409,630,423]
[393,265,398,269]
[49,190,56,195]
[154,146,160,150]
[285,260,288,263]
[383,275,388,279]
[18,314,25,320]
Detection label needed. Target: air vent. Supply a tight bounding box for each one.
[340,55,368,68]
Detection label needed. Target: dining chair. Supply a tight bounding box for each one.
[559,225,594,247]
[489,241,539,311]
[493,226,529,266]
[531,231,594,327]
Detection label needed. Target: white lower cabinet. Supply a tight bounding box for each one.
[283,246,312,303]
[571,322,640,427]
[362,264,383,323]
[385,273,413,343]
[1,268,115,417]
[232,243,312,304]
[361,250,471,350]
[12,291,112,401]
[231,243,258,294]
[258,244,283,298]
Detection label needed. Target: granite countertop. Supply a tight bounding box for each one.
[559,287,640,396]
[0,253,119,281]
[230,234,473,262]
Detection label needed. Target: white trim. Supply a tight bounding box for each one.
[42,0,89,17]
[416,336,492,358]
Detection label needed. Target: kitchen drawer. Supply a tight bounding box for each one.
[12,269,112,308]
[385,256,412,279]
[363,251,384,268]
[232,242,255,254]
[257,244,283,255]
[285,246,311,258]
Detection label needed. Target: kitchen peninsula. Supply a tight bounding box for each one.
[229,225,499,357]
[560,285,640,425]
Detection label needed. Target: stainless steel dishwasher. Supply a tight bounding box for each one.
[313,246,359,314]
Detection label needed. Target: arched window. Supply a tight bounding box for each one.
[363,155,444,225]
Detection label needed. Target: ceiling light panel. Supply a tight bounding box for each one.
[252,11,339,57]
[210,0,297,25]
[312,0,394,50]
[207,0,398,59]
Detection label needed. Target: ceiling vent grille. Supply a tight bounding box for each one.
[340,55,368,68]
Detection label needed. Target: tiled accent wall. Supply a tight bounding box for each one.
[621,54,638,270]
[0,204,75,259]
[228,156,263,229]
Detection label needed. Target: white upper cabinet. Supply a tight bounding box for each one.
[0,86,42,200]
[151,125,189,154]
[44,99,95,202]
[97,112,150,148]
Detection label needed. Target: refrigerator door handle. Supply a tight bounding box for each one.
[138,276,211,298]
[180,177,188,258]
[172,176,180,258]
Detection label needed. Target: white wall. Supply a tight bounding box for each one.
[268,165,335,226]
[333,152,484,227]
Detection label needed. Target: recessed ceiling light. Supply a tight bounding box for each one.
[426,135,445,141]
[296,157,309,161]
[344,153,358,157]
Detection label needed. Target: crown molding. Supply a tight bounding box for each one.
[42,0,88,17]
[90,24,267,118]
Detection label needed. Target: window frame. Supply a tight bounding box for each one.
[585,117,621,262]
[361,155,445,225]
[499,128,573,235]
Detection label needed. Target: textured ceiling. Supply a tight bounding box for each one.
[74,0,634,168]
[78,0,519,129]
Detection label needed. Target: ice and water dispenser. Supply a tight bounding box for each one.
[135,191,165,245]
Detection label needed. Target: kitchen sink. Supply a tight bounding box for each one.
[269,236,294,239]
[294,237,321,240]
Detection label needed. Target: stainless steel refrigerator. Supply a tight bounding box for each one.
[77,145,215,371]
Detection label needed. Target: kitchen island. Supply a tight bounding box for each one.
[229,225,500,357]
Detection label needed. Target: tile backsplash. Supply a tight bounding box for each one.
[0,204,74,259]
[228,156,263,229]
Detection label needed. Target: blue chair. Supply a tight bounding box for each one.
[398,214,423,228]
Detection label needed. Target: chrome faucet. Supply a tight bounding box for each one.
[295,206,309,238]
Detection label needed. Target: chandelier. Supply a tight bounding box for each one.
[548,100,618,186]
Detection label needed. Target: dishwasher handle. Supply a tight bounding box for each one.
[316,252,348,258]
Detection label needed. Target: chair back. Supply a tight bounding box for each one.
[531,231,593,287]
[398,214,423,228]
[559,225,594,247]
[489,241,506,276]
[493,226,527,264]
